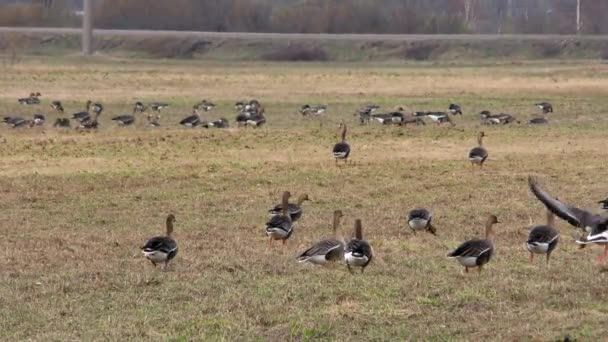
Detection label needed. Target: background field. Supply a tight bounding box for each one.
[1,56,608,341]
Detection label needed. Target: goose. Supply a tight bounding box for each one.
[599,198,608,210]
[32,114,45,126]
[245,112,266,127]
[150,102,169,112]
[134,101,146,113]
[526,210,559,265]
[448,215,500,273]
[194,100,216,112]
[146,114,161,127]
[482,113,517,125]
[448,103,463,115]
[576,224,608,264]
[332,123,350,164]
[426,112,451,125]
[4,116,32,128]
[529,117,548,125]
[300,104,327,116]
[141,214,178,270]
[400,115,426,126]
[71,100,92,122]
[91,103,103,114]
[468,131,488,169]
[111,105,137,126]
[528,176,608,237]
[265,191,294,247]
[235,112,250,126]
[53,118,70,128]
[51,101,64,113]
[18,92,41,105]
[179,110,201,127]
[535,102,553,114]
[268,193,309,222]
[407,208,437,235]
[345,219,373,274]
[79,108,102,130]
[371,112,394,125]
[201,118,229,128]
[297,210,345,265]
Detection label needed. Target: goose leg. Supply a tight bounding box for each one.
[599,245,608,264]
[464,267,469,273]
[477,266,483,274]
[149,260,157,267]
[546,252,551,266]
[162,261,169,271]
[268,238,273,248]
[347,263,353,274]
[529,253,534,264]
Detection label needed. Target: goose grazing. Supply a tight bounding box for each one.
[179,110,200,127]
[332,123,350,164]
[265,191,294,247]
[448,215,500,273]
[526,210,559,265]
[79,107,102,130]
[345,219,373,274]
[72,100,92,122]
[51,101,64,113]
[300,104,327,116]
[407,208,437,235]
[426,112,451,125]
[141,214,178,270]
[535,102,553,114]
[146,114,161,127]
[53,118,71,128]
[32,114,45,126]
[194,100,216,112]
[134,101,146,113]
[91,103,103,114]
[201,118,229,128]
[150,102,169,112]
[448,103,463,115]
[269,193,309,222]
[18,92,41,105]
[468,131,488,169]
[246,112,266,128]
[529,117,548,125]
[599,198,608,210]
[297,210,345,265]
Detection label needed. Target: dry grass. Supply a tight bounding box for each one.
[1,57,608,340]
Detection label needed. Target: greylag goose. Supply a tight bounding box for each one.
[332,123,350,164]
[448,103,463,115]
[407,208,437,235]
[526,210,559,265]
[179,110,201,127]
[269,193,309,222]
[265,191,294,247]
[142,214,178,270]
[345,219,373,274]
[51,101,64,113]
[150,102,169,112]
[297,210,345,265]
[448,215,500,273]
[71,100,92,122]
[535,102,553,114]
[468,131,488,169]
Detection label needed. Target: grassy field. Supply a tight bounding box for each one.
[1,56,608,341]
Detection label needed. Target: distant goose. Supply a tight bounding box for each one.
[332,123,350,164]
[468,131,488,169]
[407,208,437,235]
[150,102,169,112]
[146,114,161,127]
[297,210,345,265]
[599,198,608,210]
[245,112,266,127]
[3,116,32,128]
[529,117,548,125]
[18,92,41,105]
[72,100,92,122]
[79,107,102,130]
[345,219,373,274]
[300,104,327,116]
[480,112,517,125]
[371,112,394,125]
[269,193,310,222]
[265,191,294,247]
[194,100,216,112]
[201,118,229,128]
[51,101,64,113]
[134,101,146,113]
[33,114,45,126]
[448,215,500,273]
[141,214,178,270]
[448,103,463,115]
[526,210,559,265]
[53,118,70,128]
[535,102,553,114]
[112,113,135,126]
[400,115,426,126]
[91,103,103,114]
[426,112,451,125]
[179,110,200,127]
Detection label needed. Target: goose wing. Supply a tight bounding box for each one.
[142,236,177,254]
[298,239,344,261]
[528,176,589,228]
[448,239,492,258]
[528,225,559,244]
[469,147,488,159]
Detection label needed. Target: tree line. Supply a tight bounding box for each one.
[1,0,608,34]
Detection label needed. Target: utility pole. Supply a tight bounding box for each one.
[82,0,93,55]
[576,0,582,34]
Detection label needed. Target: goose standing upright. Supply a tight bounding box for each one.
[332,123,350,164]
[407,208,437,235]
[72,100,92,122]
[526,210,559,265]
[268,193,309,222]
[468,131,488,169]
[345,219,373,273]
[297,210,345,265]
[447,215,500,273]
[265,191,294,247]
[142,214,178,270]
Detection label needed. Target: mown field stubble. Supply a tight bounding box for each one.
[1,57,608,341]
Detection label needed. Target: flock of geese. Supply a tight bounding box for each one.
[5,92,607,275]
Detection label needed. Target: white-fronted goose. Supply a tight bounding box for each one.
[79,107,102,130]
[481,112,517,125]
[265,191,294,247]
[3,116,33,128]
[345,219,373,273]
[332,123,350,164]
[179,110,200,127]
[407,208,437,235]
[535,102,553,114]
[194,100,216,112]
[426,112,449,125]
[246,112,266,128]
[297,210,345,265]
[448,215,500,273]
[142,214,178,270]
[150,102,169,112]
[468,131,488,169]
[112,105,137,126]
[576,224,608,264]
[202,118,229,128]
[134,101,146,113]
[448,103,463,115]
[526,210,559,265]
[269,193,309,222]
[51,101,64,113]
[71,100,92,122]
